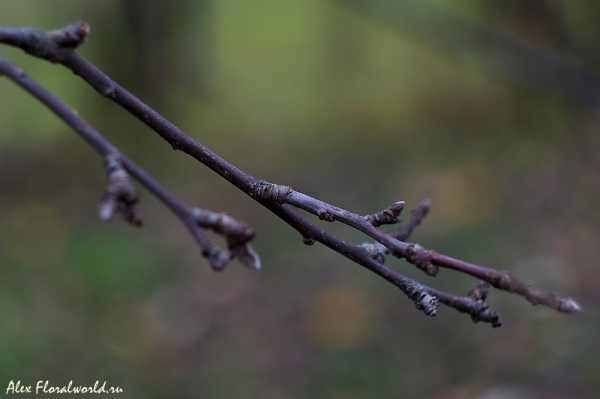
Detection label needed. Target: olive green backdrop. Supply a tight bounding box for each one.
[0,1,598,398]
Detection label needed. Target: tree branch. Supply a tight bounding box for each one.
[253,181,581,313]
[0,52,256,271]
[0,22,582,325]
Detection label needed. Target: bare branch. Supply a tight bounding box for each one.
[0,22,582,324]
[0,52,253,271]
[364,199,433,262]
[433,281,502,327]
[0,21,89,62]
[254,181,439,273]
[395,199,431,242]
[254,181,581,313]
[431,252,581,313]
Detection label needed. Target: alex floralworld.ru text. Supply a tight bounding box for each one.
[6,380,123,394]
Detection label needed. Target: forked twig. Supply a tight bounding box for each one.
[0,22,582,326]
[0,53,257,271]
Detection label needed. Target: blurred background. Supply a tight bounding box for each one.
[0,0,599,398]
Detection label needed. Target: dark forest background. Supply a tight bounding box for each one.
[1,1,599,398]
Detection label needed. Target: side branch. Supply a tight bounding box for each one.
[395,199,431,241]
[0,53,256,271]
[254,181,439,274]
[0,22,89,62]
[431,281,501,327]
[261,201,498,323]
[0,23,258,192]
[431,253,581,313]
[362,199,432,264]
[254,181,579,313]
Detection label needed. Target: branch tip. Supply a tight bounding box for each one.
[98,200,117,222]
[48,21,89,49]
[473,310,502,328]
[419,198,432,212]
[365,200,405,227]
[557,297,582,313]
[230,242,261,270]
[394,199,431,242]
[202,245,230,271]
[0,21,91,62]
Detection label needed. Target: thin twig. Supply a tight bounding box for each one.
[0,57,497,323]
[0,48,457,319]
[253,181,581,313]
[0,52,256,271]
[396,198,431,241]
[362,199,432,264]
[254,181,439,275]
[432,281,501,327]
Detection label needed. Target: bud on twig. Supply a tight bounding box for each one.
[98,155,142,227]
